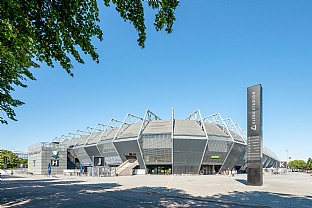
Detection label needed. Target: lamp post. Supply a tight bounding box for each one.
[286,148,290,168]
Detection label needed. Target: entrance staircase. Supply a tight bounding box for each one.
[114,160,139,176]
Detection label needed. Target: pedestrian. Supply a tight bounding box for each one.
[231,168,235,177]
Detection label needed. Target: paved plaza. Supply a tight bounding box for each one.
[1,172,312,207]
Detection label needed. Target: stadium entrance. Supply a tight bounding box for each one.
[200,165,221,175]
[147,165,172,174]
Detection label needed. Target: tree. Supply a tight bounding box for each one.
[288,160,306,170]
[0,149,28,169]
[0,0,179,124]
[307,158,312,170]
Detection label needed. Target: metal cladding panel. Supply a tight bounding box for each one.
[113,139,144,168]
[230,131,245,143]
[174,120,205,136]
[142,137,171,149]
[202,138,232,165]
[113,125,131,140]
[28,145,44,174]
[62,139,76,148]
[204,123,228,137]
[267,160,273,168]
[102,128,120,140]
[142,120,171,134]
[98,139,116,155]
[84,145,101,157]
[67,148,79,169]
[76,135,90,146]
[202,151,227,165]
[270,159,277,168]
[140,134,172,165]
[97,128,116,142]
[43,145,67,175]
[173,138,206,174]
[263,145,279,161]
[86,132,102,145]
[97,139,122,165]
[265,159,272,168]
[207,137,231,152]
[113,138,140,153]
[262,151,279,168]
[116,122,142,139]
[262,154,270,168]
[73,146,92,166]
[173,138,206,151]
[235,146,247,167]
[28,143,66,175]
[220,142,246,173]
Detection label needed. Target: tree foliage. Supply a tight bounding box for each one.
[0,0,179,124]
[288,160,306,170]
[307,158,312,170]
[0,149,28,169]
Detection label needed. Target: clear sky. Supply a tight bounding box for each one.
[1,1,311,161]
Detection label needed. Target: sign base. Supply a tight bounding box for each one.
[247,166,263,186]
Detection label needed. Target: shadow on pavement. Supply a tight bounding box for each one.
[1,176,312,208]
[235,179,248,185]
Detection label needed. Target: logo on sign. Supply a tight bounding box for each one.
[93,157,104,166]
[251,125,256,131]
[52,151,59,159]
[97,158,102,166]
[51,160,59,166]
[280,161,287,168]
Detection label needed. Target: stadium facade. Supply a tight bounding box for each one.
[28,109,279,175]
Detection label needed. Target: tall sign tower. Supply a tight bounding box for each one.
[247,84,263,186]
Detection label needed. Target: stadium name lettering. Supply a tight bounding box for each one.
[251,91,256,130]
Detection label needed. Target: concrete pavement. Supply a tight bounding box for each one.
[1,172,311,207]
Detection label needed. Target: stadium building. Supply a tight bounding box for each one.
[28,109,279,175]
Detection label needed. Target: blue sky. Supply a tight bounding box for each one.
[1,1,311,161]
